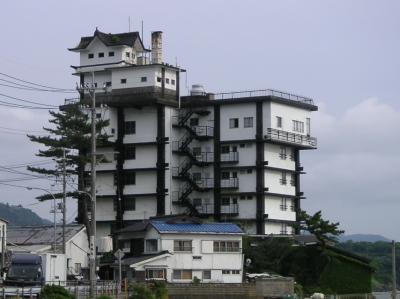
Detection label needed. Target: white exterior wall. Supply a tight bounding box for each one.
[264,196,296,221]
[264,170,296,196]
[96,173,116,196]
[264,222,294,235]
[112,66,158,90]
[124,145,157,169]
[124,171,156,194]
[135,228,243,283]
[96,197,116,221]
[123,196,157,220]
[79,38,125,66]
[66,229,89,275]
[264,144,296,170]
[220,104,256,141]
[96,223,112,246]
[123,107,157,144]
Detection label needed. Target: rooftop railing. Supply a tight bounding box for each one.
[212,89,314,105]
[265,128,317,148]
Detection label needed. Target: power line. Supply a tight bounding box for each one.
[0,125,46,133]
[0,160,53,169]
[0,80,76,93]
[0,92,58,107]
[0,72,75,92]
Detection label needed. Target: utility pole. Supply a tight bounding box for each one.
[62,147,67,255]
[1,225,5,273]
[89,72,97,298]
[393,240,397,299]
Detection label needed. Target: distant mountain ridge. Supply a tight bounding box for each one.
[339,234,391,243]
[0,202,51,226]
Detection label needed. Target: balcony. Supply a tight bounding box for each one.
[221,178,239,189]
[221,151,239,163]
[265,128,317,148]
[194,204,239,215]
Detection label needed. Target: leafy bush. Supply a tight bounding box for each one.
[151,281,168,299]
[97,296,113,299]
[41,285,74,299]
[130,283,155,299]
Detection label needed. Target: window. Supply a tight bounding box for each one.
[222,270,230,274]
[213,241,240,252]
[293,120,304,133]
[276,116,282,128]
[124,172,136,185]
[247,196,252,200]
[94,83,98,88]
[126,52,130,58]
[105,81,112,87]
[281,223,288,235]
[290,199,295,212]
[125,121,136,134]
[232,270,240,274]
[289,148,295,161]
[244,117,253,128]
[157,77,162,83]
[171,79,176,85]
[221,145,230,154]
[108,51,115,57]
[98,52,104,58]
[141,76,147,82]
[221,172,230,180]
[192,147,201,156]
[232,171,238,178]
[96,113,102,119]
[232,145,238,152]
[166,78,170,84]
[221,197,230,206]
[290,173,296,186]
[203,270,211,280]
[306,117,311,135]
[111,128,116,134]
[189,118,199,127]
[240,196,246,200]
[173,270,192,280]
[240,143,245,148]
[280,171,287,185]
[88,53,94,59]
[193,256,202,260]
[246,169,252,174]
[121,78,127,84]
[145,239,158,252]
[280,198,287,211]
[279,146,287,159]
[125,144,136,160]
[232,197,238,204]
[193,198,202,206]
[229,118,239,128]
[146,269,165,280]
[174,240,192,252]
[124,197,135,211]
[192,172,202,182]
[75,263,81,273]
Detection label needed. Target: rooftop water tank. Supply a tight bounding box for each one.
[190,84,206,96]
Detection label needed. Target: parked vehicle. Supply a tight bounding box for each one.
[4,253,66,286]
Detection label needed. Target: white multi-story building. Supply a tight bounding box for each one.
[115,216,244,283]
[68,29,317,245]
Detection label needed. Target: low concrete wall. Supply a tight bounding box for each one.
[167,283,259,299]
[255,277,294,298]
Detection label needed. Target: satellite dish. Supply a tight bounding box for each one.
[246,258,252,267]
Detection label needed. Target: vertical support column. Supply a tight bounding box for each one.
[294,148,301,234]
[156,105,166,215]
[213,105,221,221]
[161,68,166,98]
[256,101,265,235]
[175,70,180,102]
[115,107,125,230]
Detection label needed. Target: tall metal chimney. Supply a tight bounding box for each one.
[151,31,162,64]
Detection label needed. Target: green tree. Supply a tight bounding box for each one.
[296,210,344,248]
[27,104,110,237]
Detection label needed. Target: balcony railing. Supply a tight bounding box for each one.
[194,204,239,215]
[265,128,317,148]
[64,98,80,105]
[221,151,239,163]
[221,178,239,188]
[213,89,314,105]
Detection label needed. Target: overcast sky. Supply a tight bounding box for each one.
[0,0,399,240]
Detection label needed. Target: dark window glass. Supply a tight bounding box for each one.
[124,197,136,210]
[141,77,147,82]
[125,144,136,159]
[121,78,127,84]
[189,118,199,127]
[124,172,136,185]
[108,51,115,57]
[88,53,94,59]
[229,118,239,128]
[98,52,104,58]
[125,121,136,134]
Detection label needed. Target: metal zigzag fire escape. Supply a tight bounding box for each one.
[172,108,214,215]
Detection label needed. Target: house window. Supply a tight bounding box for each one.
[125,144,136,160]
[105,81,112,87]
[232,270,240,274]
[193,198,202,206]
[276,116,283,128]
[280,198,287,211]
[229,118,239,128]
[141,76,147,82]
[157,77,162,83]
[281,223,288,235]
[121,78,127,84]
[247,196,252,200]
[96,113,102,119]
[124,172,136,185]
[280,171,287,185]
[240,143,245,148]
[193,256,202,260]
[240,196,246,200]
[126,52,130,58]
[146,269,165,280]
[231,145,238,152]
[145,239,158,252]
[173,270,192,280]
[98,52,104,58]
[232,171,238,178]
[292,120,304,133]
[221,146,230,154]
[75,263,81,274]
[221,197,230,206]
[203,270,211,280]
[125,121,136,134]
[88,53,94,59]
[171,79,176,85]
[108,51,115,57]
[244,117,253,128]
[246,169,252,174]
[174,240,192,252]
[280,146,287,159]
[213,241,240,252]
[124,197,136,211]
[189,118,199,127]
[166,78,170,84]
[221,172,230,180]
[290,173,296,186]
[222,270,230,274]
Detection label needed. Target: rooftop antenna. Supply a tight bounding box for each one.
[141,20,144,42]
[128,17,131,32]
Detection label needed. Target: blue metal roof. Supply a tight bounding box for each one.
[150,221,243,234]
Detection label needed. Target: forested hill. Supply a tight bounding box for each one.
[0,202,51,226]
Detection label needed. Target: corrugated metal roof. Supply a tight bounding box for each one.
[151,221,243,234]
[7,224,85,245]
